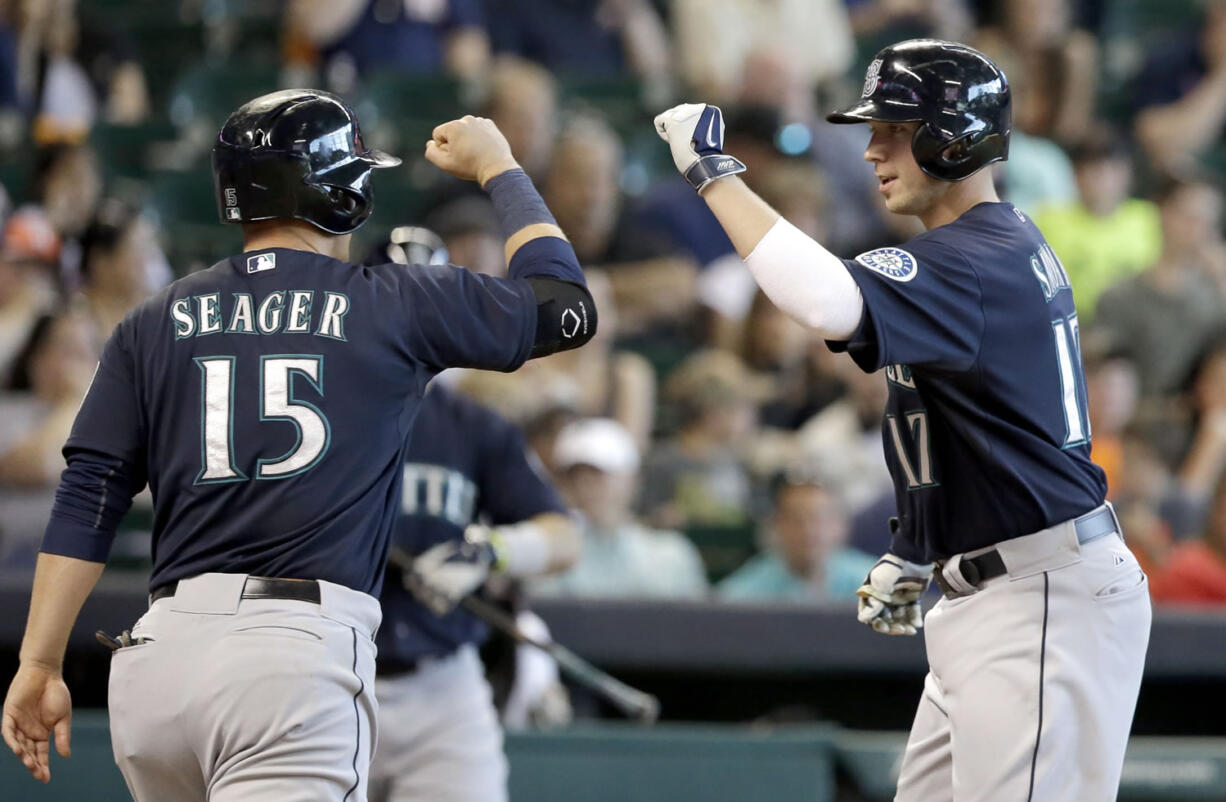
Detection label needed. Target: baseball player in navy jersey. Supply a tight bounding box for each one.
[1,89,595,801]
[655,40,1150,801]
[358,232,579,802]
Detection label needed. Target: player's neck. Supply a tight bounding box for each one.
[918,173,999,230]
[242,221,352,261]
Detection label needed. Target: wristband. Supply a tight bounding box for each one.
[684,154,747,193]
[484,168,558,238]
[488,521,552,578]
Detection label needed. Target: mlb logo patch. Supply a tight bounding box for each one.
[855,247,918,282]
[247,252,276,274]
[225,207,241,221]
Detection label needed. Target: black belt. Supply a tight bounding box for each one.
[933,506,1119,599]
[376,650,457,678]
[150,576,321,604]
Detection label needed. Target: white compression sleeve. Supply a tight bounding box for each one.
[744,217,864,340]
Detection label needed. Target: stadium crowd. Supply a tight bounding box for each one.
[0,0,1225,609]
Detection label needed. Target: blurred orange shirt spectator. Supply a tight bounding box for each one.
[1149,541,1226,605]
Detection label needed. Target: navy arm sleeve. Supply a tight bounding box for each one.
[398,263,539,373]
[41,326,148,561]
[397,236,591,372]
[477,409,566,524]
[827,241,984,373]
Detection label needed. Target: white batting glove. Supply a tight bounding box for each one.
[856,554,934,636]
[404,525,500,616]
[653,103,747,193]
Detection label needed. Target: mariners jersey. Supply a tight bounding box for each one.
[830,202,1107,563]
[377,386,564,664]
[48,247,546,594]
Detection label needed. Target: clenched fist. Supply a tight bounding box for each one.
[424,116,520,187]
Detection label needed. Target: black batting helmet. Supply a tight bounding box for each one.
[212,89,401,235]
[827,40,1010,182]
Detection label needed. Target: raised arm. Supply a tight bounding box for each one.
[422,116,596,362]
[653,104,864,339]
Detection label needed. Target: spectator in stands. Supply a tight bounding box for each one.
[1034,129,1161,319]
[671,0,853,106]
[74,199,170,347]
[0,310,96,486]
[424,195,506,278]
[846,0,971,42]
[1112,426,1179,576]
[741,290,838,432]
[482,57,559,182]
[1149,471,1226,605]
[1133,0,1226,176]
[458,269,656,451]
[639,349,763,532]
[794,354,892,520]
[718,466,876,602]
[1174,334,1226,531]
[0,207,58,383]
[1095,179,1226,400]
[989,55,1078,215]
[975,0,1098,146]
[286,0,489,83]
[543,112,698,339]
[533,418,709,599]
[1083,344,1140,497]
[485,0,670,82]
[33,142,101,258]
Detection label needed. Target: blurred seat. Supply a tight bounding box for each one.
[352,72,468,156]
[90,121,179,181]
[683,522,758,584]
[167,62,283,133]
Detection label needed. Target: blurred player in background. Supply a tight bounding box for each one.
[654,40,1150,801]
[361,228,579,802]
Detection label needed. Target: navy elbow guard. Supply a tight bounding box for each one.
[527,278,597,357]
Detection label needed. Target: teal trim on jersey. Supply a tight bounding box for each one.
[255,353,331,480]
[171,297,195,339]
[886,410,940,491]
[226,293,258,334]
[257,291,287,334]
[193,355,248,485]
[1053,313,1089,449]
[195,293,223,337]
[314,291,350,341]
[285,290,314,333]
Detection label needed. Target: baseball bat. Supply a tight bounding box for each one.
[387,546,660,723]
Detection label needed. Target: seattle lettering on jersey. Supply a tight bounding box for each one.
[170,290,351,340]
[401,463,478,528]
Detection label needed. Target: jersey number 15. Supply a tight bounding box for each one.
[195,355,330,483]
[1052,314,1090,447]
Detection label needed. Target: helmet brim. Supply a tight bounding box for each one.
[362,148,402,168]
[826,99,923,125]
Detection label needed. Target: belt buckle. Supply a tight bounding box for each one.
[934,555,979,599]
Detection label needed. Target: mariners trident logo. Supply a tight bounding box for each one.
[862,59,883,98]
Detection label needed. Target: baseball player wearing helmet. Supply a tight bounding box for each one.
[655,40,1150,801]
[1,89,595,801]
[359,232,578,802]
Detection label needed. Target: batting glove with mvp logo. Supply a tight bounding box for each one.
[654,103,747,193]
[856,554,934,636]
